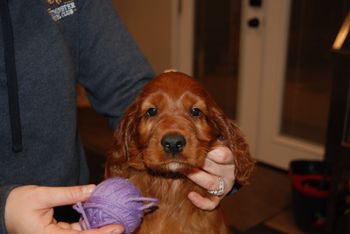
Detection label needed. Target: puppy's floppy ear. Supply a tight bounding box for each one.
[208,105,255,185]
[105,100,141,178]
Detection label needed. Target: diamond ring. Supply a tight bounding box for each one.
[207,177,225,196]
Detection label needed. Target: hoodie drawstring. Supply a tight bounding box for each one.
[0,0,23,153]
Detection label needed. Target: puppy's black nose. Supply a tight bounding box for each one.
[161,134,186,154]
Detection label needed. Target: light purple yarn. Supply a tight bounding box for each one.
[73,177,158,234]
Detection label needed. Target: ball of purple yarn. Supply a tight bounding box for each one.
[73,177,157,234]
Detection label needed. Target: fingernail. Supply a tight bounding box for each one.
[82,184,95,195]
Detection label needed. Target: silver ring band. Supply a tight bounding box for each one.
[207,177,225,196]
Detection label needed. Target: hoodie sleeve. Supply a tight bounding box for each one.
[0,185,20,234]
[77,0,154,129]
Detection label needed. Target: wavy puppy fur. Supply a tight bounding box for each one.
[105,72,254,234]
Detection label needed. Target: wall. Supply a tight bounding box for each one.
[112,0,173,74]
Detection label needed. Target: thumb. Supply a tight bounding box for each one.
[38,184,96,208]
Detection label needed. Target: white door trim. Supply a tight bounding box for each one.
[237,0,265,157]
[255,0,323,169]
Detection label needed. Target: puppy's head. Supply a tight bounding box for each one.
[106,72,254,184]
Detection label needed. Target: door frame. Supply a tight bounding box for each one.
[250,0,323,169]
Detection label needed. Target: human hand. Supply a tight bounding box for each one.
[186,146,235,210]
[5,185,124,234]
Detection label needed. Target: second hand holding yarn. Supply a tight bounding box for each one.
[73,177,158,234]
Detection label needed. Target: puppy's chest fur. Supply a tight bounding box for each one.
[128,171,230,234]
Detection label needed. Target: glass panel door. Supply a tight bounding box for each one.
[251,0,350,169]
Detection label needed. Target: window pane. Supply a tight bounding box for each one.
[281,0,350,145]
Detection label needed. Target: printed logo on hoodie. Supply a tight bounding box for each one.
[47,0,77,21]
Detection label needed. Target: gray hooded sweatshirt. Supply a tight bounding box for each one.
[0,0,154,232]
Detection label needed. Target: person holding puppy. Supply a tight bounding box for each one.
[0,0,237,233]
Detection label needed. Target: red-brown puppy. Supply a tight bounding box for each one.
[106,72,254,234]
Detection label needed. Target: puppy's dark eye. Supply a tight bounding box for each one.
[146,107,158,117]
[190,107,202,117]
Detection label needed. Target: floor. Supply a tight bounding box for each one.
[222,164,306,234]
[78,107,309,234]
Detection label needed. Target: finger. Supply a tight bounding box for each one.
[71,221,124,234]
[202,158,235,178]
[57,221,73,230]
[48,223,124,234]
[186,169,221,191]
[38,184,96,208]
[81,224,125,234]
[187,168,234,196]
[207,147,234,164]
[71,222,124,234]
[187,191,220,211]
[71,222,82,231]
